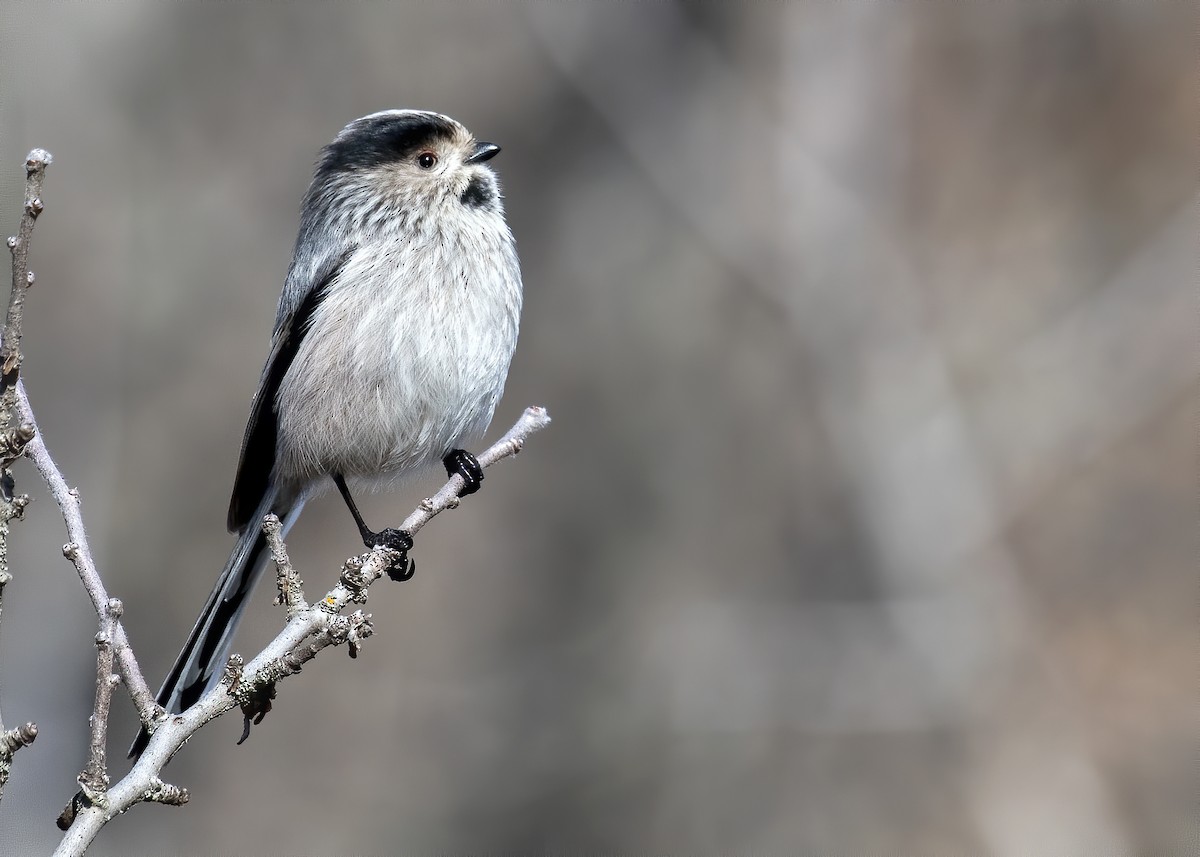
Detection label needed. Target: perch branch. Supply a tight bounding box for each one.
[51,405,550,856]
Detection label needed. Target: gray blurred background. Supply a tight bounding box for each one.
[0,2,1194,854]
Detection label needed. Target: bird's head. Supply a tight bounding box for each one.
[313,109,504,219]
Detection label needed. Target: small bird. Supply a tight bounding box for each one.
[130,110,522,756]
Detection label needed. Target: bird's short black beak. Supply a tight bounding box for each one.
[465,141,501,165]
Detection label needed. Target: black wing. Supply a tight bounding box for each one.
[226,252,349,531]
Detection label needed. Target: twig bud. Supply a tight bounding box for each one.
[25,149,52,171]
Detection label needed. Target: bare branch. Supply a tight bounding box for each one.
[0,423,34,468]
[1,148,51,400]
[0,722,39,757]
[0,148,50,804]
[405,406,551,534]
[141,777,189,807]
[0,710,38,801]
[21,398,161,730]
[57,598,123,832]
[80,599,122,799]
[50,406,550,855]
[0,569,13,797]
[266,514,306,619]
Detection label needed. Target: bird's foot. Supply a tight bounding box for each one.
[367,526,413,553]
[237,680,277,745]
[364,527,415,582]
[444,448,483,497]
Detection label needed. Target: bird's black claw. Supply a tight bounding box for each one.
[443,448,483,497]
[365,527,414,581]
[387,557,416,583]
[237,681,276,745]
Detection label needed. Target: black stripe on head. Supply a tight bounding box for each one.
[317,112,458,174]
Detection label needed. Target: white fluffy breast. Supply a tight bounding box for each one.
[273,195,521,487]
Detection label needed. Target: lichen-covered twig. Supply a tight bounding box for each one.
[266,514,306,619]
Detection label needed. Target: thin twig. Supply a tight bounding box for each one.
[0,719,38,800]
[80,599,122,800]
[57,599,123,831]
[0,148,50,803]
[20,397,161,730]
[1,148,50,401]
[266,514,306,619]
[0,558,37,800]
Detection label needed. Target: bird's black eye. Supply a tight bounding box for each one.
[417,152,437,170]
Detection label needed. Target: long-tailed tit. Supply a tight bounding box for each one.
[131,110,522,756]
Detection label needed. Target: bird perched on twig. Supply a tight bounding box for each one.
[130,110,522,757]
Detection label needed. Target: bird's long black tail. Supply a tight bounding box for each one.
[128,489,302,758]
